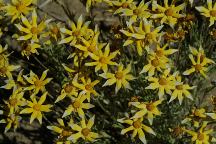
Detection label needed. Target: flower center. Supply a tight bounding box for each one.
[31,27,38,34]
[133,120,142,128]
[51,27,59,35]
[197,133,205,141]
[165,8,174,16]
[85,84,92,91]
[33,104,41,111]
[151,59,160,67]
[16,3,26,11]
[146,33,153,40]
[82,128,91,136]
[194,110,202,117]
[146,103,155,111]
[73,30,80,36]
[73,101,80,108]
[156,50,164,57]
[99,57,107,64]
[194,64,202,71]
[0,66,7,74]
[159,78,167,85]
[134,9,142,15]
[61,130,71,137]
[9,98,18,107]
[122,3,129,8]
[210,10,216,17]
[34,80,43,87]
[115,72,123,79]
[64,84,74,93]
[176,85,183,90]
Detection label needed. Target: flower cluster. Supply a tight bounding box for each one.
[0,0,215,144]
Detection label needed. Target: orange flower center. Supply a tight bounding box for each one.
[33,104,41,111]
[134,9,142,15]
[73,101,80,108]
[156,50,164,57]
[210,10,216,17]
[197,133,205,141]
[73,30,80,36]
[34,80,43,87]
[133,120,142,128]
[115,72,123,79]
[64,84,74,93]
[9,98,18,106]
[25,45,32,51]
[194,110,202,117]
[146,103,155,111]
[99,57,107,64]
[194,64,202,71]
[51,27,59,35]
[16,3,26,11]
[82,128,91,136]
[151,58,160,67]
[61,130,71,137]
[159,78,167,85]
[165,8,174,16]
[122,3,129,8]
[146,33,153,40]
[85,84,92,91]
[176,85,183,90]
[31,27,38,34]
[0,66,7,74]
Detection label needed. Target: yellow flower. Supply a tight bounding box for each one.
[48,22,62,42]
[3,0,34,22]
[24,70,52,96]
[100,63,135,93]
[104,0,136,14]
[146,69,175,99]
[20,92,52,124]
[85,43,119,72]
[189,45,215,65]
[0,62,20,79]
[140,53,169,76]
[117,117,155,144]
[21,42,40,59]
[130,99,162,125]
[73,32,100,56]
[169,72,195,105]
[151,44,178,61]
[121,18,163,55]
[72,76,99,102]
[47,118,74,144]
[62,94,94,118]
[67,115,99,143]
[0,112,21,133]
[182,107,207,127]
[118,0,151,25]
[15,9,48,42]
[1,69,26,90]
[4,88,25,114]
[196,0,216,26]
[151,0,185,28]
[55,82,78,103]
[59,15,91,46]
[206,112,216,120]
[183,53,213,78]
[185,122,213,144]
